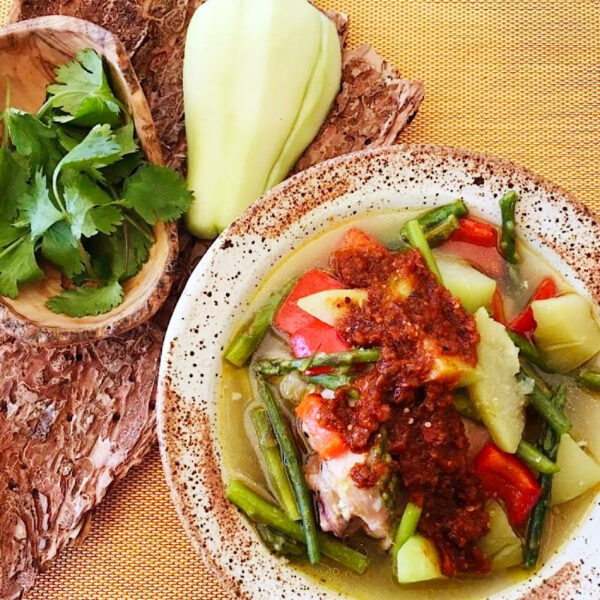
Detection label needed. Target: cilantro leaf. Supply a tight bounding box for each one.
[0,223,25,248]
[121,164,193,224]
[41,221,85,279]
[112,122,138,157]
[46,48,121,127]
[18,170,63,238]
[63,174,122,238]
[5,109,63,177]
[89,221,153,282]
[46,279,123,317]
[56,124,123,174]
[0,236,43,298]
[0,148,29,221]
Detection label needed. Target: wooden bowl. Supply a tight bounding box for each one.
[0,16,178,346]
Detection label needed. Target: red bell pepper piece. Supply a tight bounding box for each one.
[474,442,542,527]
[439,240,504,279]
[296,394,348,460]
[509,277,557,336]
[274,270,351,358]
[491,288,507,326]
[450,218,498,247]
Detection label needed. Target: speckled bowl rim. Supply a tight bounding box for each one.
[157,143,600,600]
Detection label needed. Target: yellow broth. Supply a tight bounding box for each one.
[218,210,600,599]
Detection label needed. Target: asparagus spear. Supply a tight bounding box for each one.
[303,371,352,390]
[255,523,306,558]
[250,406,300,520]
[254,348,380,377]
[405,219,443,284]
[224,279,295,368]
[523,384,567,568]
[425,214,460,247]
[226,479,369,574]
[256,376,321,564]
[517,440,560,475]
[508,330,552,372]
[393,200,468,250]
[499,190,520,264]
[517,366,572,435]
[392,502,422,557]
[577,369,600,391]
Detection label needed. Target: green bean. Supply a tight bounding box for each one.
[256,376,320,563]
[250,406,300,520]
[517,440,560,474]
[226,480,369,574]
[224,279,295,367]
[254,348,380,377]
[453,390,481,422]
[523,384,567,568]
[405,219,443,284]
[517,366,572,435]
[424,214,460,247]
[499,190,519,264]
[392,502,422,558]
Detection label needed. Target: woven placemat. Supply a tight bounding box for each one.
[2,1,599,599]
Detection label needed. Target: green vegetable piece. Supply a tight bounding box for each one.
[121,163,194,225]
[46,280,124,317]
[184,0,342,239]
[256,376,321,564]
[437,254,497,312]
[578,369,600,391]
[41,221,85,279]
[226,479,368,574]
[531,294,600,372]
[253,348,380,377]
[45,48,121,127]
[453,390,482,422]
[552,433,600,506]
[516,440,559,475]
[468,308,526,453]
[395,534,444,584]
[517,365,572,435]
[523,384,566,569]
[480,500,522,570]
[250,406,300,521]
[405,219,443,284]
[392,502,422,558]
[499,190,519,264]
[17,169,63,238]
[0,236,43,298]
[0,148,29,220]
[224,279,295,368]
[4,109,63,177]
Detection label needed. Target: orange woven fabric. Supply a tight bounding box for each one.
[2,1,599,599]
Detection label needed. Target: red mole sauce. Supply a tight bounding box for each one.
[318,233,490,575]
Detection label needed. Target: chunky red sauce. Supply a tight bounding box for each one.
[319,236,490,576]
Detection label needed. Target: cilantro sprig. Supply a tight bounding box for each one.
[0,49,193,317]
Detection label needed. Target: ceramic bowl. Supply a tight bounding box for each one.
[157,144,600,600]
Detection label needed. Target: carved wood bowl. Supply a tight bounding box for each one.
[0,16,178,346]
